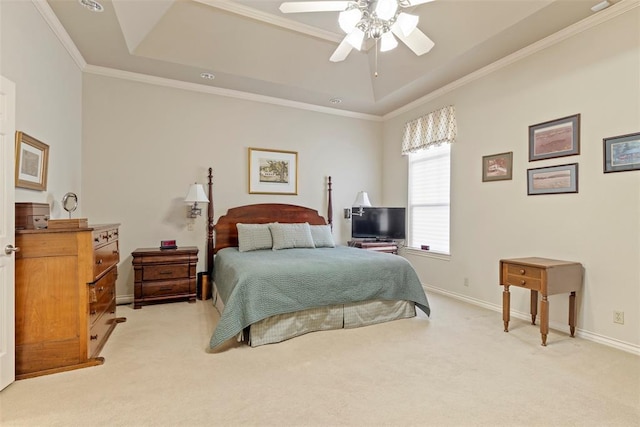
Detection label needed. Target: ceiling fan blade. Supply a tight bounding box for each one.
[329,37,354,62]
[406,0,436,6]
[391,26,434,56]
[279,1,350,14]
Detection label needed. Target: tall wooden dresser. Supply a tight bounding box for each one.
[15,224,125,379]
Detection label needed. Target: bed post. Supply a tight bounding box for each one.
[207,167,214,276]
[327,176,333,229]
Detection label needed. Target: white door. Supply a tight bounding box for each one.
[0,75,17,391]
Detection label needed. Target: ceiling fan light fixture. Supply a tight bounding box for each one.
[396,12,419,36]
[338,8,362,33]
[375,0,398,21]
[380,32,398,52]
[346,28,365,50]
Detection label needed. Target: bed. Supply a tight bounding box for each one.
[205,171,430,350]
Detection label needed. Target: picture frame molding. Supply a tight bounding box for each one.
[15,131,49,191]
[482,151,513,182]
[527,163,578,196]
[603,131,640,173]
[529,114,580,161]
[248,147,298,195]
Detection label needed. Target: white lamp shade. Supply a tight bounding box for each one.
[346,28,365,50]
[375,0,398,21]
[396,12,419,37]
[185,184,209,203]
[338,8,362,33]
[352,191,372,207]
[380,32,398,52]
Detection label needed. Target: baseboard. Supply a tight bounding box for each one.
[116,294,134,305]
[424,285,640,356]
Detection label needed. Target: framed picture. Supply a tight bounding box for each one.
[482,151,513,182]
[248,147,298,195]
[603,132,640,173]
[529,114,580,161]
[527,163,578,195]
[15,131,49,191]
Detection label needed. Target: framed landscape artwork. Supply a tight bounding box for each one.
[527,163,578,195]
[15,131,49,191]
[529,114,580,161]
[603,132,640,173]
[482,151,513,182]
[248,147,298,195]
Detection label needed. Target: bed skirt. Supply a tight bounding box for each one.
[213,285,415,347]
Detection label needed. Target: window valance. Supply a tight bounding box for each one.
[401,105,457,155]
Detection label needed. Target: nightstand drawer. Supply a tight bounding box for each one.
[142,279,191,298]
[143,264,189,281]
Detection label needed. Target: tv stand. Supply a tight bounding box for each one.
[348,240,398,255]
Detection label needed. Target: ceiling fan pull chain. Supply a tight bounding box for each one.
[375,38,379,78]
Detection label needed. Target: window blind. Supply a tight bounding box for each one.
[408,144,451,254]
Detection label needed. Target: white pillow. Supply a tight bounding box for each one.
[309,224,335,248]
[269,223,315,250]
[237,223,273,252]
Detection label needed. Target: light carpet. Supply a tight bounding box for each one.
[0,292,638,426]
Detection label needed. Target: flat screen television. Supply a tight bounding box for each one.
[351,207,406,240]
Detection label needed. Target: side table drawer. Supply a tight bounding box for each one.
[505,263,543,279]
[142,279,191,298]
[504,274,541,291]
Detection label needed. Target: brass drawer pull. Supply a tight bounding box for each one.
[96,259,103,265]
[520,280,526,286]
[519,269,525,274]
[159,271,172,275]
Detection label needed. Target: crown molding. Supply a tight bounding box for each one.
[385,0,640,120]
[83,65,382,121]
[32,0,87,70]
[192,0,344,43]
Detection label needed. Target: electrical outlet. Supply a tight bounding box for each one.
[613,311,624,324]
[187,222,194,232]
[463,277,469,287]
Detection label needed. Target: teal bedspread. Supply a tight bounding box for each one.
[210,246,430,349]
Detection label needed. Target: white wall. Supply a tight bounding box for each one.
[81,74,383,299]
[0,1,83,218]
[382,9,640,348]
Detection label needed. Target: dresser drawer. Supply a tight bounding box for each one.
[90,270,116,326]
[143,264,189,281]
[94,241,119,279]
[142,279,192,298]
[89,300,116,358]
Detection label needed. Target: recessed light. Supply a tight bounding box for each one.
[79,0,104,12]
[200,72,215,80]
[329,98,342,104]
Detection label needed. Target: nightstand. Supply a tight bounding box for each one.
[132,246,198,309]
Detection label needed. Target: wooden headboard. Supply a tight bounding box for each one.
[205,170,333,272]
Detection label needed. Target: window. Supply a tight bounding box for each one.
[407,144,451,254]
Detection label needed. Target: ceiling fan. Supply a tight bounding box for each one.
[279,0,436,62]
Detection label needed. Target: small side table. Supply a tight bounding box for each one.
[500,257,583,346]
[132,246,198,309]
